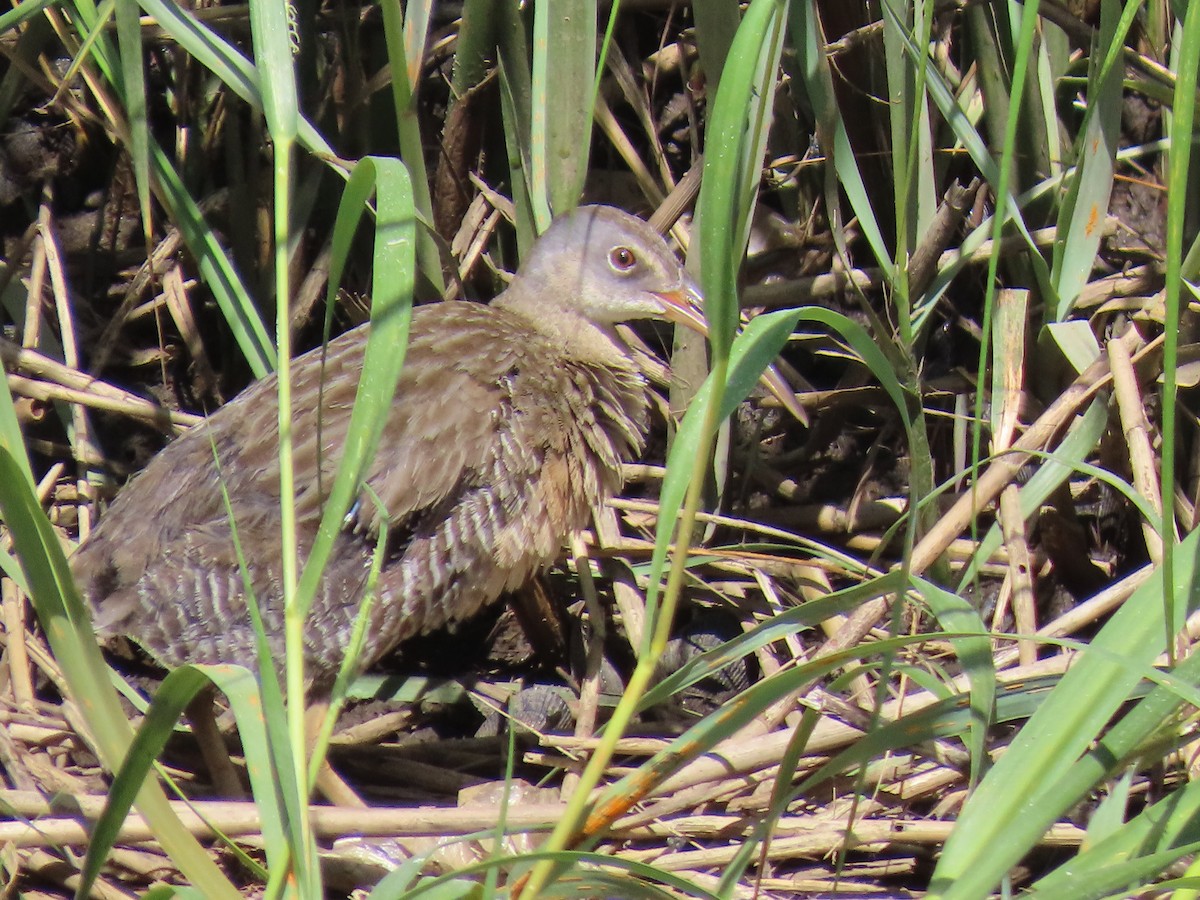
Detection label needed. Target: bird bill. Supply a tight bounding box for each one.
[653,280,807,425]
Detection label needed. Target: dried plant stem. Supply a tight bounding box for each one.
[998,485,1038,665]
[820,328,1153,664]
[1,337,200,429]
[1108,329,1167,559]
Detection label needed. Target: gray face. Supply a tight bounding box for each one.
[518,206,698,324]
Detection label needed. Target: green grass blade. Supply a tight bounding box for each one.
[929,527,1200,897]
[496,1,536,254]
[592,632,940,824]
[79,664,282,896]
[788,2,892,274]
[0,450,240,899]
[249,0,298,143]
[295,157,415,613]
[954,399,1113,591]
[0,0,53,34]
[639,572,907,710]
[378,851,724,900]
[908,575,994,785]
[1026,674,1200,896]
[1160,0,1200,649]
[697,0,786,356]
[692,0,739,91]
[380,0,443,292]
[113,0,151,243]
[884,6,1053,296]
[531,0,595,223]
[151,142,276,377]
[0,360,37,596]
[0,353,34,489]
[1050,0,1134,320]
[882,0,937,330]
[247,0,313,885]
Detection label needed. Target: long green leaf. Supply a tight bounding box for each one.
[0,450,241,899]
[1160,0,1200,651]
[789,2,892,275]
[296,158,415,617]
[908,576,994,785]
[929,527,1200,897]
[79,664,280,896]
[381,0,443,292]
[1050,0,1134,319]
[113,0,151,243]
[531,0,595,223]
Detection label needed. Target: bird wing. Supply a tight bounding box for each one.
[77,303,525,626]
[286,302,522,537]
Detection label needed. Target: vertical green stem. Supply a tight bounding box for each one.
[517,355,728,899]
[272,135,316,890]
[381,0,443,293]
[1161,4,1200,662]
[968,0,1039,576]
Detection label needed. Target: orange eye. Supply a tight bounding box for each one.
[609,246,637,271]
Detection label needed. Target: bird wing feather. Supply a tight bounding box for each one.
[76,304,506,584]
[76,302,552,671]
[285,302,522,537]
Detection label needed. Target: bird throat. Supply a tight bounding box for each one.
[492,292,638,372]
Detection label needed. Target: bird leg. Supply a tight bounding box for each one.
[306,700,368,808]
[191,689,367,807]
[186,686,245,799]
[507,576,569,665]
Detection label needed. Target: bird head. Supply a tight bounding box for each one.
[511,205,707,332]
[495,205,807,423]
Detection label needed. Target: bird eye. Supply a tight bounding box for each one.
[609,246,638,272]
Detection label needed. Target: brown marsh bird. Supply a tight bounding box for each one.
[72,206,706,687]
